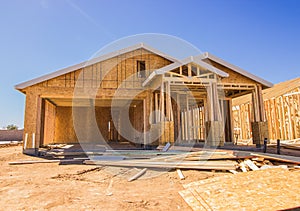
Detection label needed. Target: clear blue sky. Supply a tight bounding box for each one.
[0,0,299,128]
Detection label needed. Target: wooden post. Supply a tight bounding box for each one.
[155,93,159,123]
[186,94,190,141]
[160,83,165,122]
[176,93,181,143]
[188,64,192,77]
[23,133,28,150]
[277,139,280,154]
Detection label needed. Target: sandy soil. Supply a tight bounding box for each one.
[0,145,220,211]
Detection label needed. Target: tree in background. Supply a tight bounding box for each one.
[6,124,18,130]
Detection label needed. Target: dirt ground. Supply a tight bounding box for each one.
[0,145,221,211]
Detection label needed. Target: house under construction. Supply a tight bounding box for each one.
[15,43,273,154]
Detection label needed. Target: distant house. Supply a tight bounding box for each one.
[0,129,23,142]
[232,77,300,141]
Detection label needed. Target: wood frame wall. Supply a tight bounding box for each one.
[233,86,300,141]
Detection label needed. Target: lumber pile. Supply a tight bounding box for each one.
[84,150,299,172]
[179,168,300,211]
[84,151,239,171]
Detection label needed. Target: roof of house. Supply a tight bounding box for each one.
[202,52,273,88]
[0,129,23,141]
[15,43,273,91]
[232,77,300,106]
[15,43,179,90]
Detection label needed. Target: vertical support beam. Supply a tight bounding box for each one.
[251,84,268,146]
[176,93,181,143]
[166,81,171,121]
[155,92,159,123]
[160,82,165,122]
[205,82,224,146]
[188,64,192,77]
[229,99,235,142]
[143,98,147,147]
[186,94,190,141]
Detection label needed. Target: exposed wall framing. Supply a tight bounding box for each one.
[233,78,300,141]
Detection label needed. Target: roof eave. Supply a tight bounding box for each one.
[202,52,273,88]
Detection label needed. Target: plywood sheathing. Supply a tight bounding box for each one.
[180,168,300,211]
[22,50,172,148]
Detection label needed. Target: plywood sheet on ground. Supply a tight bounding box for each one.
[180,168,300,211]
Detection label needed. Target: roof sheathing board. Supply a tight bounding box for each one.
[203,52,273,88]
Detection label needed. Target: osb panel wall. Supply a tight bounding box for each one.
[54,106,78,143]
[42,100,56,145]
[203,58,257,84]
[23,48,171,147]
[34,49,172,91]
[128,101,144,143]
[23,90,41,149]
[95,106,111,142]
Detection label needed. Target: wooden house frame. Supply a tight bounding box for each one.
[232,77,300,141]
[15,43,273,154]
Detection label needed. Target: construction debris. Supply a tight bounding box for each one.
[128,168,147,182]
[179,168,300,211]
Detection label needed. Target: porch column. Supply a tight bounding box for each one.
[205,82,225,147]
[251,84,268,146]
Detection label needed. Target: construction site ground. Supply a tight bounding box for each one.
[1,145,299,211]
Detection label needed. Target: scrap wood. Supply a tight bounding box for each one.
[128,168,147,182]
[162,142,171,152]
[176,169,185,180]
[244,159,259,171]
[9,160,62,165]
[280,144,300,150]
[228,169,239,174]
[251,153,300,164]
[238,161,248,172]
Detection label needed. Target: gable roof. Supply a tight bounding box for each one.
[15,43,273,91]
[232,77,300,106]
[202,52,273,88]
[142,55,229,86]
[15,43,179,90]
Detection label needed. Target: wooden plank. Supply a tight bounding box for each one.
[9,160,62,165]
[251,153,300,164]
[84,160,237,170]
[128,168,147,182]
[239,161,248,172]
[176,169,185,180]
[244,159,259,171]
[229,169,239,174]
